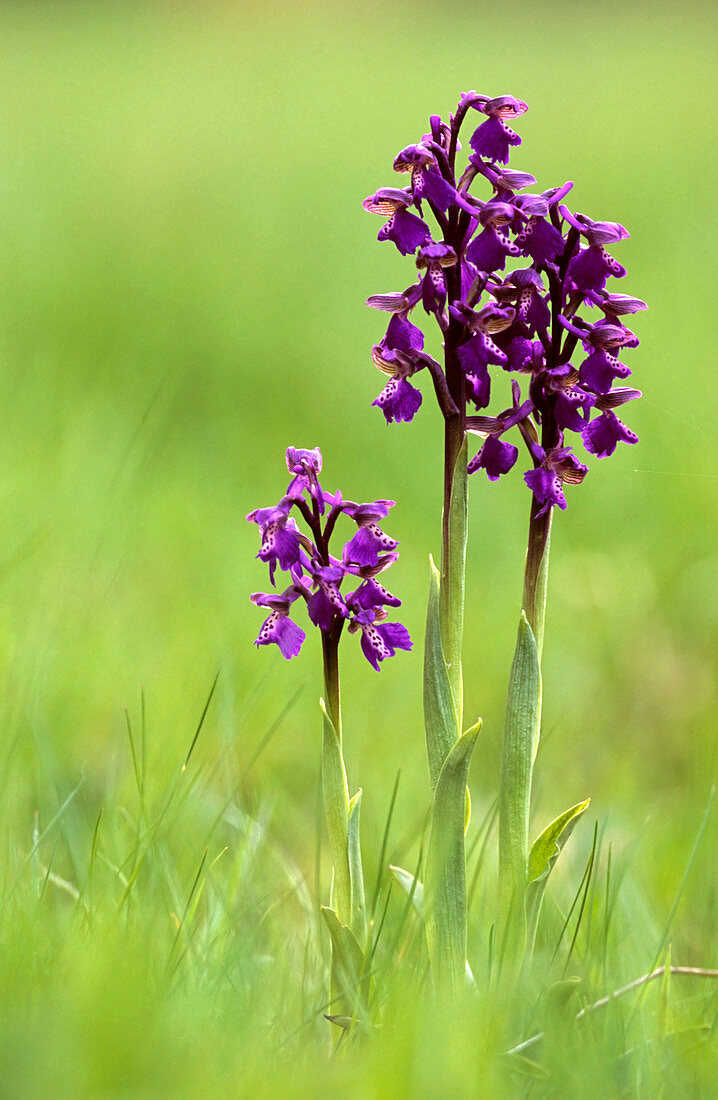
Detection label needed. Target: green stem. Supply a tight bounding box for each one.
[439,422,468,731]
[496,503,552,969]
[522,501,552,661]
[321,626,343,746]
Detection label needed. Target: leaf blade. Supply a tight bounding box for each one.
[348,789,366,944]
[425,720,481,991]
[498,613,542,961]
[320,698,351,926]
[423,555,460,791]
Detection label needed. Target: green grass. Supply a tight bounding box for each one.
[0,1,717,1093]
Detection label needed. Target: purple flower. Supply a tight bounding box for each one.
[583,410,638,457]
[379,206,432,255]
[370,315,426,423]
[373,375,423,423]
[349,612,413,672]
[524,445,588,515]
[469,95,528,164]
[251,590,306,659]
[285,446,325,509]
[364,90,644,515]
[393,143,458,212]
[579,349,632,393]
[515,215,565,265]
[416,242,457,315]
[465,203,520,272]
[249,452,410,673]
[346,577,401,611]
[363,188,431,256]
[344,523,399,568]
[246,502,301,584]
[568,245,626,292]
[467,434,519,480]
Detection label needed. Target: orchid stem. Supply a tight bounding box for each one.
[522,501,553,661]
[321,627,343,746]
[440,417,467,731]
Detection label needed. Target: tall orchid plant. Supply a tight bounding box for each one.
[248,90,643,1010]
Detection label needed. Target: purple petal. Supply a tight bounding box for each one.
[467,435,518,480]
[285,446,322,475]
[579,349,631,394]
[255,612,305,659]
[524,467,566,514]
[377,621,412,654]
[307,583,347,632]
[518,217,565,264]
[378,207,431,255]
[344,524,398,567]
[373,376,423,424]
[568,245,626,293]
[384,313,424,353]
[469,116,521,163]
[258,520,301,573]
[419,167,457,212]
[465,367,491,409]
[553,388,594,432]
[582,410,638,458]
[465,227,512,272]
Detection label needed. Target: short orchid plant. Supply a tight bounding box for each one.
[248,90,645,1018]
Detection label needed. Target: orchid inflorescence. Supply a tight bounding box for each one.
[247,446,411,669]
[364,92,645,515]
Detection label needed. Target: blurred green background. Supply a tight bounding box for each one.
[0,2,716,1080]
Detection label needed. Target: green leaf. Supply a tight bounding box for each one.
[321,906,371,1012]
[423,555,460,791]
[389,864,424,919]
[425,719,481,991]
[348,789,366,944]
[525,798,590,951]
[320,699,350,927]
[498,613,541,962]
[439,439,468,725]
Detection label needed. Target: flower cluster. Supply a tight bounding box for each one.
[364,94,645,513]
[247,447,412,668]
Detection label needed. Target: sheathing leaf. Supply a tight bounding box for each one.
[425,721,481,991]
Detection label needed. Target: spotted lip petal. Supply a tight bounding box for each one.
[254,611,306,660]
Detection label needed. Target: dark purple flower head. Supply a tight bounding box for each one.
[365,89,644,512]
